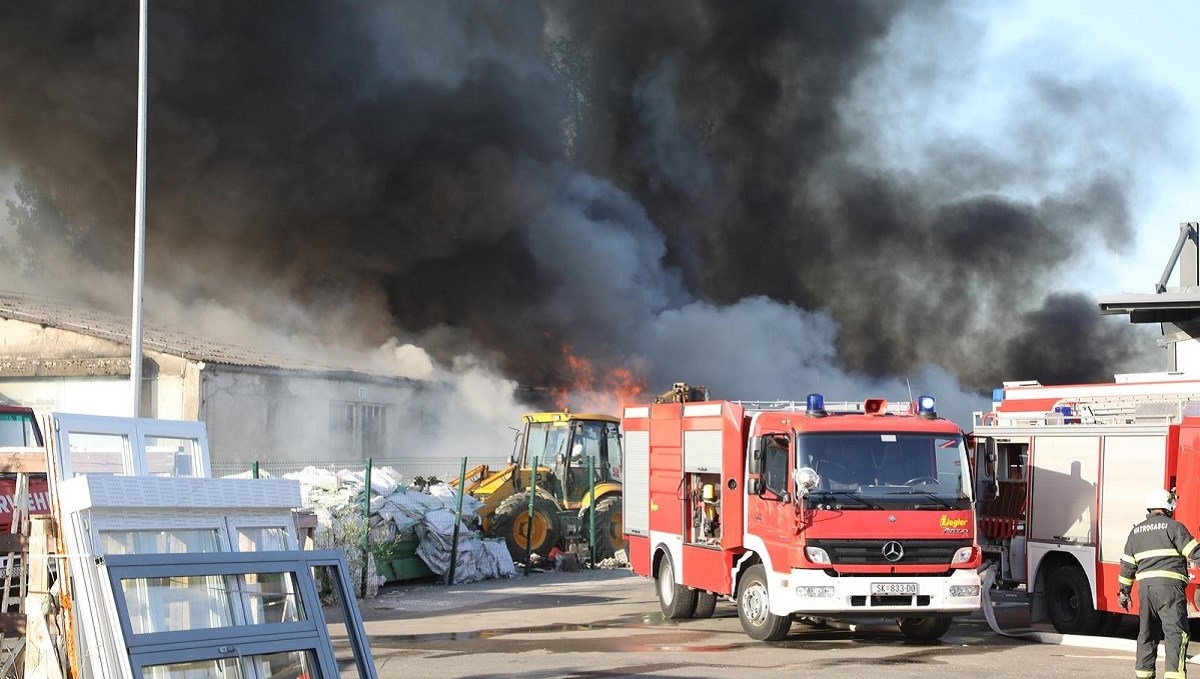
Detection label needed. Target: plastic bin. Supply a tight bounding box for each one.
[375,538,434,583]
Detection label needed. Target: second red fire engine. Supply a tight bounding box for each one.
[622,392,982,641]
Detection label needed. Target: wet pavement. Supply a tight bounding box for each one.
[333,569,1148,678]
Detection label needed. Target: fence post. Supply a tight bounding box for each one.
[524,455,539,576]
[251,460,259,479]
[588,455,596,567]
[360,458,372,599]
[446,456,468,586]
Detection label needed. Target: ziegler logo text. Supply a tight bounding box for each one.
[940,515,969,534]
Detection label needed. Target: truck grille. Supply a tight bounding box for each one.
[806,539,969,565]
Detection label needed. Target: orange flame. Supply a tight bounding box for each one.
[550,344,646,415]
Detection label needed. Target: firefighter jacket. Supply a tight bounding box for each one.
[1119,513,1200,589]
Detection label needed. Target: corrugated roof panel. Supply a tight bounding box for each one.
[0,293,397,378]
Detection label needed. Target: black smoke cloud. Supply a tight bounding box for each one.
[0,1,1180,413]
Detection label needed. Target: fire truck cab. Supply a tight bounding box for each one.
[623,394,982,641]
[974,376,1200,635]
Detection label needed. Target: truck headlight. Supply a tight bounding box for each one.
[796,586,835,598]
[949,584,981,597]
[952,547,975,564]
[806,546,831,564]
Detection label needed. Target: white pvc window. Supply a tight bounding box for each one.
[100,529,223,556]
[51,413,210,480]
[235,527,290,552]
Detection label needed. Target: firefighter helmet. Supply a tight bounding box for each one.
[1145,488,1177,512]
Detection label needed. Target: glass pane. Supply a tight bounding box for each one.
[122,575,236,634]
[243,572,306,624]
[313,565,367,678]
[100,529,221,556]
[66,432,129,476]
[0,411,40,446]
[236,527,290,552]
[143,657,244,679]
[253,649,321,679]
[144,436,202,478]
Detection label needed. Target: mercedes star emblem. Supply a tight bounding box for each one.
[882,541,905,562]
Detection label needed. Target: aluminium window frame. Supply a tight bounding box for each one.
[104,550,377,679]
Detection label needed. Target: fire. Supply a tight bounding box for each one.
[551,344,646,414]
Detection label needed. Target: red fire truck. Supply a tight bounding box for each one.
[622,393,982,641]
[0,405,49,532]
[973,376,1200,635]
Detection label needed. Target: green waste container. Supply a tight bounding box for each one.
[375,538,434,583]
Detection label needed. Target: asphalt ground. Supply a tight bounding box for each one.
[322,568,1164,679]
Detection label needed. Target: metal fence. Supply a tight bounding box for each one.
[210,455,510,481]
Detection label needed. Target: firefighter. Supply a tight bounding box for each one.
[1118,488,1200,679]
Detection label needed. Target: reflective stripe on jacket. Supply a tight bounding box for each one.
[1119,514,1200,587]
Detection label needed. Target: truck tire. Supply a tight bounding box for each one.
[657,555,697,619]
[694,590,718,619]
[587,495,626,562]
[1046,565,1103,635]
[737,564,791,641]
[492,492,561,561]
[898,616,953,640]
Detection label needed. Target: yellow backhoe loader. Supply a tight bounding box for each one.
[455,411,624,562]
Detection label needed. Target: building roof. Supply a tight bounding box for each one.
[0,293,399,379]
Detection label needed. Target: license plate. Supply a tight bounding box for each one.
[871,583,917,596]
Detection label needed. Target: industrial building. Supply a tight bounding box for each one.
[0,293,420,467]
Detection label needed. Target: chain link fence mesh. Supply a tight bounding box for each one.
[210,455,511,481]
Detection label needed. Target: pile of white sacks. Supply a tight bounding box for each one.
[269,466,517,594]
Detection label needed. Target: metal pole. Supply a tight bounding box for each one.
[446,456,468,585]
[1158,223,1199,293]
[129,0,149,418]
[588,455,596,567]
[360,458,372,599]
[524,455,538,577]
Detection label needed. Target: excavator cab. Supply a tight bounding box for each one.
[519,414,621,503]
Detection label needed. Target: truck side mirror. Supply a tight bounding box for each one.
[977,437,1000,502]
[748,437,764,475]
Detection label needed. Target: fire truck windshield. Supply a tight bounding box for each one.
[797,432,970,508]
[0,411,40,447]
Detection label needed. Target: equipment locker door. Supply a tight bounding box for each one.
[1029,435,1100,545]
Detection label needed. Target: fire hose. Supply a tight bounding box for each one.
[980,565,1200,664]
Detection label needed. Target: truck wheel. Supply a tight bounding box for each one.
[898,616,953,640]
[587,496,626,562]
[657,555,697,619]
[492,492,561,561]
[694,590,718,619]
[1046,565,1103,634]
[737,564,791,641]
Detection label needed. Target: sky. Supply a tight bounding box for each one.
[2,1,1199,437]
[982,0,1200,294]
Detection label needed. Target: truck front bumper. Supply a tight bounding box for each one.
[768,567,982,618]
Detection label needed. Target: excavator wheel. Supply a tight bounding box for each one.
[492,492,562,561]
[587,495,627,562]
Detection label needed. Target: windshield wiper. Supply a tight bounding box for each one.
[884,489,959,509]
[812,490,884,510]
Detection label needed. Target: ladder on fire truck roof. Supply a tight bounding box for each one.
[732,400,914,415]
[977,389,1200,428]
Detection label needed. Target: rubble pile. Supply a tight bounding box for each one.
[244,466,517,593]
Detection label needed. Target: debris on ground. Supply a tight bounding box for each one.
[231,465,518,595]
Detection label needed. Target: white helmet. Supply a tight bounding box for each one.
[1145,488,1177,512]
